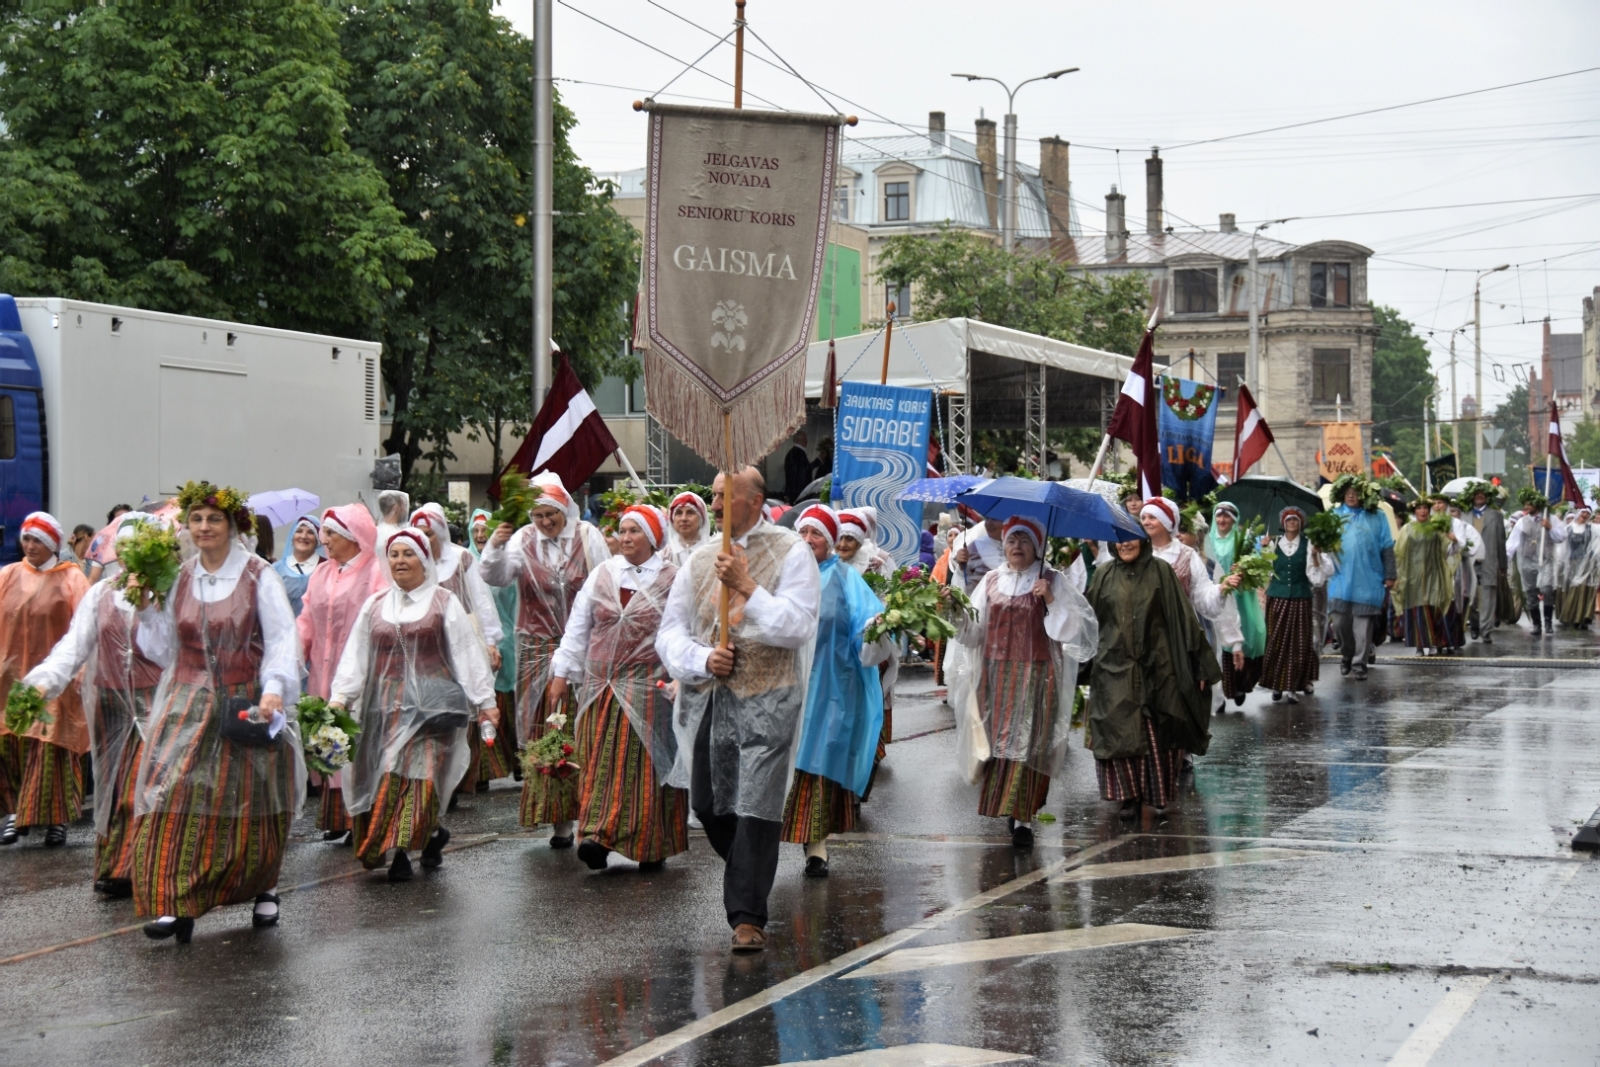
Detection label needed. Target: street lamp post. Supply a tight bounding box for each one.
[1473,263,1509,476]
[952,68,1078,284]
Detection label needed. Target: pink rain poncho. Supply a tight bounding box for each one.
[298,502,387,701]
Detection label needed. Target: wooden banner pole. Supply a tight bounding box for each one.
[880,301,896,385]
[720,411,734,649]
[733,0,746,110]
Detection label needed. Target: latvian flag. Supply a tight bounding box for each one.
[1548,401,1585,507]
[1232,382,1274,480]
[497,351,620,496]
[1106,330,1162,500]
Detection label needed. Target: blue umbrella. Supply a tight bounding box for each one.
[956,477,1147,542]
[898,474,988,503]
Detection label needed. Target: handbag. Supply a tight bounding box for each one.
[202,592,281,748]
[395,611,471,736]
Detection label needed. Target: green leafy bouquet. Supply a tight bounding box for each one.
[595,484,673,535]
[1229,550,1276,594]
[520,711,581,808]
[296,696,361,776]
[112,524,182,609]
[1047,536,1085,572]
[862,565,975,644]
[489,472,544,530]
[1416,511,1454,537]
[1304,510,1344,553]
[4,682,51,735]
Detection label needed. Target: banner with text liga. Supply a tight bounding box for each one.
[638,102,842,470]
[832,381,933,567]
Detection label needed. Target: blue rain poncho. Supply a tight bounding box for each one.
[1327,504,1395,611]
[793,555,885,797]
[470,507,519,692]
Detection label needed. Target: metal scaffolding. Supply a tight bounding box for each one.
[646,414,669,485]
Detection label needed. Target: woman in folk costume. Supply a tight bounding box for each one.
[1140,498,1245,698]
[327,529,496,881]
[1394,498,1462,655]
[549,505,688,871]
[1087,535,1220,817]
[129,483,302,943]
[1556,505,1598,630]
[836,507,899,755]
[1259,506,1335,703]
[952,516,1097,849]
[1507,489,1566,636]
[272,514,323,617]
[1433,496,1482,649]
[665,490,712,568]
[480,471,609,845]
[410,503,504,797]
[0,513,91,848]
[781,506,890,876]
[1202,502,1265,707]
[22,514,166,893]
[298,502,388,842]
[470,508,520,782]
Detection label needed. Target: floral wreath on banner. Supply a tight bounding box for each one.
[1161,377,1215,421]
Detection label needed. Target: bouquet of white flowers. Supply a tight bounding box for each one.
[307,724,354,773]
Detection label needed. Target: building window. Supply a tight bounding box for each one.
[833,183,851,222]
[1216,352,1246,394]
[884,181,910,222]
[1312,348,1352,403]
[1310,262,1351,308]
[887,282,911,319]
[593,375,648,416]
[1174,268,1218,314]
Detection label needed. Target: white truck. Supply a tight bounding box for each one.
[0,294,385,561]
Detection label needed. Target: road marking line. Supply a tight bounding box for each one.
[595,837,1128,1067]
[1050,847,1319,882]
[846,923,1195,979]
[0,831,510,967]
[760,1043,1028,1066]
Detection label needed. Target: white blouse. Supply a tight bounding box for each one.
[435,543,504,647]
[955,562,1087,648]
[552,553,668,682]
[135,545,301,700]
[479,521,611,588]
[1274,536,1337,587]
[1152,539,1245,652]
[327,585,497,711]
[25,582,131,699]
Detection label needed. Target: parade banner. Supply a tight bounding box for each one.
[1318,422,1364,481]
[1425,452,1458,489]
[1157,375,1219,500]
[639,102,841,470]
[832,381,932,566]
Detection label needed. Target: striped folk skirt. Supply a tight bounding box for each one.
[1221,654,1262,702]
[574,689,688,862]
[317,784,351,833]
[479,690,518,781]
[1095,717,1184,810]
[781,771,859,844]
[1558,584,1598,627]
[131,681,294,919]
[12,738,83,828]
[96,734,145,882]
[354,773,441,869]
[1260,596,1320,694]
[1403,605,1453,650]
[518,647,578,828]
[0,730,22,813]
[977,758,1051,821]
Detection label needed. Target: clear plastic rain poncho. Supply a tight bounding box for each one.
[133,547,305,819]
[510,527,595,742]
[328,530,495,817]
[1557,515,1600,590]
[951,561,1098,782]
[792,556,885,798]
[0,554,90,758]
[1204,508,1266,658]
[572,560,680,784]
[469,508,519,692]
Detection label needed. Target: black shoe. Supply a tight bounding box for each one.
[576,838,610,871]
[323,829,352,844]
[44,824,67,847]
[1482,632,1492,645]
[549,834,574,850]
[1302,683,1314,695]
[420,827,450,870]
[144,917,194,943]
[475,780,491,793]
[388,850,414,882]
[1118,799,1139,821]
[1354,669,1368,681]
[638,859,665,873]
[1011,822,1034,849]
[1339,661,1352,677]
[251,892,281,927]
[804,855,830,878]
[1271,691,1283,702]
[94,877,133,898]
[1233,692,1246,707]
[1284,693,1300,704]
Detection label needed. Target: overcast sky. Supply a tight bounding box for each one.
[498,0,1600,415]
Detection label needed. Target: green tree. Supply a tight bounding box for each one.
[338,0,638,485]
[876,227,1147,475]
[1567,417,1600,469]
[0,1,429,335]
[1491,383,1531,493]
[1369,306,1435,488]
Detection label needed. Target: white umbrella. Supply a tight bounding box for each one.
[1438,476,1479,497]
[1063,478,1126,508]
[248,488,321,527]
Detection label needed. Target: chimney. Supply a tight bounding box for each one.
[975,117,999,230]
[1219,213,1237,233]
[928,111,946,149]
[1039,136,1071,240]
[1105,185,1127,260]
[1145,146,1163,236]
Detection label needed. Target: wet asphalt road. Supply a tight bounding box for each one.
[2,626,1598,1066]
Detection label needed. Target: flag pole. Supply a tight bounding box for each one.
[1540,451,1553,568]
[718,0,746,651]
[613,449,649,495]
[1087,308,1162,484]
[880,302,896,385]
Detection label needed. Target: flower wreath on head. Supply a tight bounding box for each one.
[176,480,253,531]
[1330,473,1381,512]
[1517,485,1549,513]
[1454,479,1503,512]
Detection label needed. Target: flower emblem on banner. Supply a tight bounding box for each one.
[711,300,748,352]
[1161,376,1216,421]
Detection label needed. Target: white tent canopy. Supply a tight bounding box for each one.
[804,317,1132,396]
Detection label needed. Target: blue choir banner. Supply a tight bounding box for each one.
[832,381,932,566]
[1158,375,1220,501]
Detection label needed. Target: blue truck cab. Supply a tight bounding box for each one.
[0,295,49,564]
